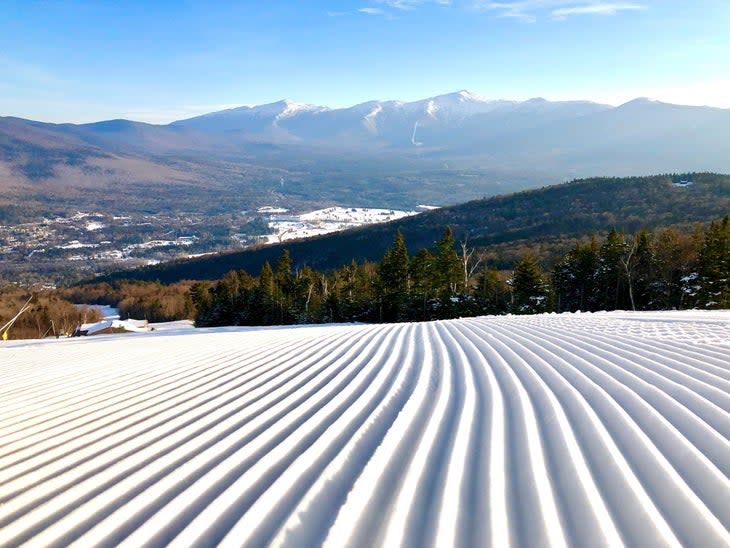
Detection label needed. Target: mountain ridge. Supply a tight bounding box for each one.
[6,91,709,130]
[2,92,730,225]
[168,91,611,144]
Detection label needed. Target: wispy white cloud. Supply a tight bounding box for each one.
[330,1,451,18]
[376,0,452,10]
[474,1,647,21]
[358,7,386,15]
[552,2,646,17]
[348,0,641,20]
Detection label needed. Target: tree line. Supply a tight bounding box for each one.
[58,280,197,323]
[190,216,730,327]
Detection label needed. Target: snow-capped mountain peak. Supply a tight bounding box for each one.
[237,99,326,120]
[274,99,329,122]
[402,90,514,121]
[455,89,488,102]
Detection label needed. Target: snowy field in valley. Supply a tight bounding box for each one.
[258,206,425,244]
[1,311,729,547]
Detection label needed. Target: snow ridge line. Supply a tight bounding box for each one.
[0,313,729,547]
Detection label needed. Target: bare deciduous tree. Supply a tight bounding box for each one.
[619,236,638,311]
[460,237,486,291]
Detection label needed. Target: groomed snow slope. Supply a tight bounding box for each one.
[1,311,730,547]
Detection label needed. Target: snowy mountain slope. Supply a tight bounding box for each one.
[170,91,607,148]
[1,311,729,546]
[171,99,329,134]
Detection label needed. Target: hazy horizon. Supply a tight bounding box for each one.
[6,91,730,126]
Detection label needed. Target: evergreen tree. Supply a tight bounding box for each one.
[294,265,322,323]
[333,260,359,322]
[189,282,213,326]
[509,253,552,314]
[276,249,293,283]
[378,230,410,321]
[653,228,697,309]
[597,228,631,310]
[218,270,244,323]
[274,249,294,323]
[475,267,508,315]
[697,215,730,308]
[187,216,730,328]
[354,261,380,322]
[553,239,599,312]
[433,226,462,298]
[253,261,277,324]
[630,230,661,310]
[409,248,435,320]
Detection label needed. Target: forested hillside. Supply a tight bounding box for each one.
[59,214,729,333]
[97,173,730,284]
[183,216,729,327]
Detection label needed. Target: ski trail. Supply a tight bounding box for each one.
[0,326,378,546]
[0,330,350,507]
[457,320,622,547]
[1,312,729,547]
[493,321,730,546]
[220,324,415,547]
[520,323,730,534]
[323,322,445,547]
[439,322,509,547]
[0,337,310,472]
[467,319,683,547]
[162,324,401,547]
[267,325,421,547]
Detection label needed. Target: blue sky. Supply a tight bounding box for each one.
[1,0,728,123]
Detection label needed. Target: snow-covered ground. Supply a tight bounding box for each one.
[1,311,729,547]
[260,206,425,244]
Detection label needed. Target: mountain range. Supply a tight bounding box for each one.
[2,91,730,221]
[172,91,613,148]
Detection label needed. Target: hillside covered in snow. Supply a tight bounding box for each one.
[257,206,422,244]
[1,311,730,546]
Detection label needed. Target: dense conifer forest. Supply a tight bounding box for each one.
[188,216,729,327]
